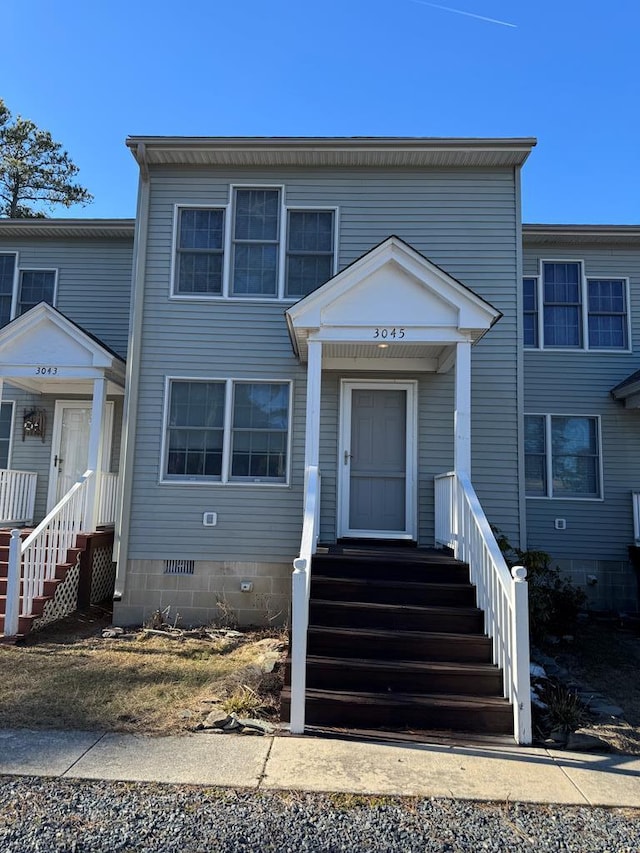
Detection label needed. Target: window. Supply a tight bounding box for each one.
[286,210,335,298]
[0,254,16,327]
[17,270,56,315]
[524,261,629,350]
[0,402,13,468]
[164,379,290,484]
[173,191,336,300]
[175,209,224,294]
[525,414,601,498]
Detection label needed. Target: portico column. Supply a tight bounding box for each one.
[304,340,322,473]
[84,376,107,532]
[454,341,471,477]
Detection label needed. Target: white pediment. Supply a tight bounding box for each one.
[286,237,501,359]
[0,303,122,371]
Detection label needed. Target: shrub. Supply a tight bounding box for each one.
[494,530,587,644]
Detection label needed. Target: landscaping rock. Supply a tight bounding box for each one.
[203,706,232,728]
[591,702,624,719]
[221,714,243,732]
[566,731,611,752]
[237,717,276,734]
[530,663,546,679]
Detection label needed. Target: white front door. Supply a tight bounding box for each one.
[338,380,416,540]
[47,401,114,510]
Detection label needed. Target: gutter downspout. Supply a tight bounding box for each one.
[113,143,150,601]
[514,164,528,553]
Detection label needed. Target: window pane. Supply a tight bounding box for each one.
[588,315,626,349]
[232,244,278,295]
[551,417,599,497]
[0,254,15,297]
[288,211,333,252]
[231,383,289,481]
[18,270,55,314]
[543,306,581,347]
[525,416,545,453]
[524,416,546,496]
[552,417,596,456]
[234,190,279,241]
[166,381,225,479]
[179,209,223,250]
[588,279,627,348]
[552,455,598,496]
[0,402,12,468]
[525,455,546,496]
[523,278,537,312]
[286,255,333,298]
[178,253,222,294]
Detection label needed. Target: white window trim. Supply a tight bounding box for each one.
[525,260,632,353]
[525,412,604,501]
[169,190,339,303]
[159,376,293,487]
[15,267,59,318]
[0,400,15,469]
[0,252,20,325]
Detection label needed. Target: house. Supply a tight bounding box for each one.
[1,137,639,743]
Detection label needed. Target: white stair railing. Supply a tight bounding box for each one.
[0,469,37,525]
[290,465,321,734]
[97,471,118,526]
[435,471,532,745]
[3,470,94,636]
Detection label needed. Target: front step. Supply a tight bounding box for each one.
[287,655,504,695]
[281,687,512,734]
[284,544,512,738]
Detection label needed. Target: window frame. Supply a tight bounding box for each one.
[524,413,604,501]
[170,191,338,302]
[16,268,58,317]
[0,401,15,469]
[0,252,19,327]
[160,376,293,487]
[524,260,631,352]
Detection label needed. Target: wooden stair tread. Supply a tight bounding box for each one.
[313,575,474,592]
[282,686,510,709]
[307,624,489,642]
[310,598,482,617]
[301,655,500,675]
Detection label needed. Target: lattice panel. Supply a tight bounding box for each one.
[90,544,116,604]
[32,561,80,631]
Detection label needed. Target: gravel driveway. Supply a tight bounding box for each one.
[2,777,639,852]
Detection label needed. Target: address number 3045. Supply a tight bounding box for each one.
[373,328,405,340]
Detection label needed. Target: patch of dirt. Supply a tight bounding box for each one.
[551,620,640,754]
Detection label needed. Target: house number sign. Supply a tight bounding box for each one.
[373,328,405,339]
[35,366,59,375]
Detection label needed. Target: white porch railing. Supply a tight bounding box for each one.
[434,471,532,745]
[97,471,118,526]
[0,469,37,525]
[3,470,94,636]
[290,465,321,734]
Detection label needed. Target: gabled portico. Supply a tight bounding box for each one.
[0,303,125,530]
[286,236,501,540]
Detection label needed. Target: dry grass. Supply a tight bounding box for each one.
[0,608,286,735]
[554,621,640,754]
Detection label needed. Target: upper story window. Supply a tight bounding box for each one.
[0,254,57,326]
[172,189,336,301]
[523,261,630,351]
[525,414,601,499]
[0,401,13,469]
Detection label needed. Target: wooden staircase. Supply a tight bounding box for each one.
[281,544,513,736]
[0,529,83,638]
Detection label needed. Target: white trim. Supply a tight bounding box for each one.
[160,376,293,486]
[47,399,114,511]
[170,203,229,298]
[338,379,417,539]
[524,412,604,501]
[526,260,632,353]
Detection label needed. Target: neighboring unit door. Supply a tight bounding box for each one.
[338,381,416,539]
[47,401,114,510]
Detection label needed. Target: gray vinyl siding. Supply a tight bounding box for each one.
[0,237,133,357]
[127,166,521,562]
[523,241,640,562]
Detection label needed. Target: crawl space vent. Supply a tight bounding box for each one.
[164,559,195,576]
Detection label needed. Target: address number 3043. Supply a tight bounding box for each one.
[373,328,405,340]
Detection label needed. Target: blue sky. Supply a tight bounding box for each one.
[4,0,638,223]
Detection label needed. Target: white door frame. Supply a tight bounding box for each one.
[47,399,114,511]
[338,379,417,540]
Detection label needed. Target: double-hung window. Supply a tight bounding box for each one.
[173,190,336,300]
[164,379,291,484]
[525,414,601,498]
[0,402,14,469]
[0,253,16,327]
[17,270,56,315]
[523,261,629,350]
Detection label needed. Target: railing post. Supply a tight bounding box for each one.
[4,529,22,636]
[290,558,308,734]
[511,565,532,744]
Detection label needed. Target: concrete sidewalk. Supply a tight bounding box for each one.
[1,728,640,808]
